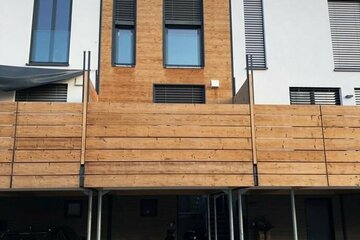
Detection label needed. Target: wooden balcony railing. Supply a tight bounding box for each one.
[0,102,359,189]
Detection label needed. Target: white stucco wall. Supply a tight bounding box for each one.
[0,0,100,102]
[232,0,360,105]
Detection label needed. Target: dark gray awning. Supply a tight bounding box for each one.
[0,65,83,91]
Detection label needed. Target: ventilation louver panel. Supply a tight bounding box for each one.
[164,0,203,25]
[355,88,360,105]
[114,0,136,25]
[328,0,360,70]
[15,84,68,102]
[244,0,267,68]
[154,84,205,104]
[290,87,341,105]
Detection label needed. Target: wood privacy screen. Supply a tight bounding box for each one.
[0,102,359,189]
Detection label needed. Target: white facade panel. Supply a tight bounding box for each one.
[232,0,360,105]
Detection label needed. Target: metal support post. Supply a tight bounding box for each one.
[87,190,93,240]
[291,189,298,240]
[238,190,244,240]
[228,190,235,240]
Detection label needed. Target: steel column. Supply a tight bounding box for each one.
[238,190,244,240]
[228,190,235,240]
[96,191,103,240]
[87,191,93,240]
[291,189,298,240]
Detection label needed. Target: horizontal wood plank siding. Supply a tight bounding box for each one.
[255,105,328,186]
[322,106,360,187]
[85,103,253,188]
[3,103,359,189]
[0,103,16,188]
[10,102,82,189]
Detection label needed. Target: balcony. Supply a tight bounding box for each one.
[0,102,359,189]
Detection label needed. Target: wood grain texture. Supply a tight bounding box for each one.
[13,163,80,175]
[0,176,10,188]
[11,176,79,189]
[258,175,328,187]
[89,103,250,114]
[85,174,254,188]
[87,113,250,126]
[15,150,81,163]
[86,162,253,174]
[86,137,251,150]
[86,149,252,162]
[99,0,233,103]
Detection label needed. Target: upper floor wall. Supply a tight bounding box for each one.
[232,0,360,105]
[0,0,100,102]
[98,0,233,103]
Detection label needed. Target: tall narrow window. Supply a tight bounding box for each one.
[290,87,341,105]
[328,0,360,70]
[244,0,266,69]
[355,88,360,105]
[113,0,136,66]
[30,0,72,64]
[164,0,204,67]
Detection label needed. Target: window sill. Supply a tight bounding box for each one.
[27,62,69,67]
[165,65,203,69]
[334,68,360,72]
[113,64,135,68]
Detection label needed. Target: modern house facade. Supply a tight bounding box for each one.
[0,0,360,240]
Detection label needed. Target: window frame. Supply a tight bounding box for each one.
[28,0,73,66]
[163,0,205,68]
[112,0,137,67]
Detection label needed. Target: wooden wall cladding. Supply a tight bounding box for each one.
[99,0,233,103]
[0,103,16,189]
[255,105,328,187]
[322,106,360,186]
[10,103,82,189]
[2,102,360,189]
[84,103,254,188]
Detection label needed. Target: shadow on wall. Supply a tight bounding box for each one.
[234,79,249,104]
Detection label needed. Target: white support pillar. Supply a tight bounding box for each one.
[87,190,93,240]
[228,190,235,240]
[291,189,299,240]
[238,190,244,240]
[96,191,103,240]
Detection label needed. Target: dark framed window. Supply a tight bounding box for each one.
[290,87,341,105]
[29,0,72,65]
[355,88,360,105]
[153,84,205,103]
[15,84,68,102]
[328,0,360,71]
[244,0,267,69]
[164,0,204,67]
[113,0,136,66]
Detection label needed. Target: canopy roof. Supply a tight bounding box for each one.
[0,65,83,91]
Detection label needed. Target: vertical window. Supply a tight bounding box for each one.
[113,0,136,66]
[290,87,341,105]
[164,0,204,67]
[30,0,72,64]
[244,0,266,69]
[355,88,360,105]
[328,0,360,70]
